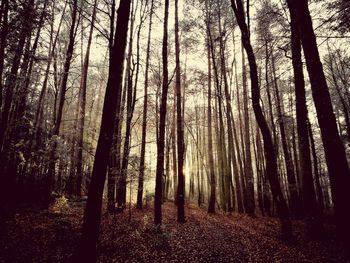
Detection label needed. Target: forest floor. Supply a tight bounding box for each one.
[0,197,347,263]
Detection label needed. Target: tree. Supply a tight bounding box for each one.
[0,0,9,108]
[71,0,131,260]
[231,0,293,240]
[287,0,350,245]
[0,0,35,156]
[154,0,169,225]
[286,0,323,237]
[74,0,99,196]
[117,0,137,210]
[137,0,154,210]
[175,0,186,223]
[47,0,79,200]
[205,0,216,214]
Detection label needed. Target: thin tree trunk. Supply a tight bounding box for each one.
[327,47,350,144]
[47,0,79,200]
[75,0,98,196]
[264,40,278,149]
[271,51,301,217]
[13,0,49,125]
[0,0,34,155]
[308,121,325,211]
[137,0,154,210]
[0,0,9,107]
[175,0,185,223]
[232,32,245,213]
[117,34,134,210]
[106,0,118,214]
[33,1,67,146]
[242,42,255,217]
[231,0,293,240]
[206,20,216,213]
[218,7,233,213]
[154,0,169,225]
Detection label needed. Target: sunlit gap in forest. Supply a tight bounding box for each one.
[0,0,350,262]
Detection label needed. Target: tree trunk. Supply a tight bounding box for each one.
[218,7,233,214]
[33,1,67,146]
[74,0,98,196]
[71,0,131,260]
[154,0,169,225]
[47,0,79,200]
[271,51,301,218]
[117,32,134,210]
[233,32,245,213]
[175,0,185,223]
[231,0,293,240]
[242,42,255,217]
[206,21,216,213]
[0,0,34,155]
[137,0,154,210]
[288,0,350,244]
[308,121,325,211]
[327,47,350,144]
[0,0,9,107]
[106,0,118,214]
[286,1,323,236]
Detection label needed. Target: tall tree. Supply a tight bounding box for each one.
[154,0,169,225]
[286,0,323,237]
[106,0,118,214]
[0,0,9,106]
[32,1,68,146]
[271,53,301,218]
[231,0,293,240]
[287,0,350,245]
[137,0,154,210]
[218,5,234,214]
[71,0,131,260]
[47,0,79,199]
[175,0,185,223]
[117,0,137,210]
[242,44,255,217]
[206,31,216,214]
[74,0,99,196]
[205,0,216,214]
[0,0,35,155]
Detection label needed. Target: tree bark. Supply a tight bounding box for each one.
[71,0,131,260]
[46,0,79,200]
[117,3,135,209]
[175,0,185,223]
[287,1,323,236]
[231,0,292,240]
[0,0,8,107]
[218,7,233,214]
[271,51,301,218]
[0,0,35,155]
[137,0,154,210]
[206,22,216,213]
[74,0,98,196]
[288,0,350,244]
[242,43,255,217]
[154,0,169,225]
[33,1,67,147]
[308,121,325,211]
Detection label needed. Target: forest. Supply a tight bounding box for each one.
[0,0,350,262]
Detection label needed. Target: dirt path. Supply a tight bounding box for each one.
[150,204,340,263]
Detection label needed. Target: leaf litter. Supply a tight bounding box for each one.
[0,200,346,262]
